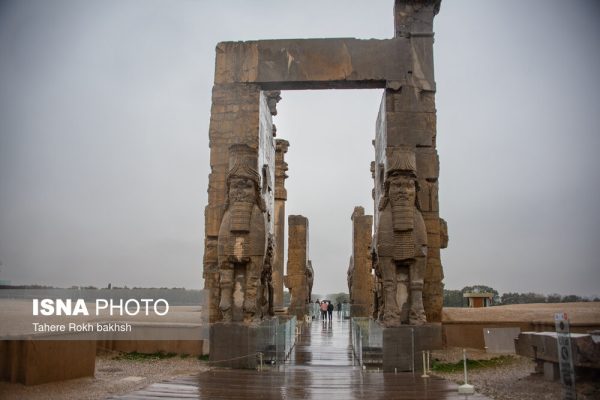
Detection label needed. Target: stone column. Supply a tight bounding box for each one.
[399,0,444,323]
[372,0,445,323]
[272,139,289,311]
[349,207,374,317]
[203,82,276,323]
[284,215,309,320]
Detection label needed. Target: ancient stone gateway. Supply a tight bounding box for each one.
[204,0,446,368]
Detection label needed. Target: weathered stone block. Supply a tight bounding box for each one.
[515,332,600,369]
[416,147,439,179]
[386,87,436,113]
[422,212,440,233]
[394,1,438,90]
[215,38,413,89]
[417,180,438,212]
[203,237,218,264]
[394,0,440,36]
[205,205,224,238]
[425,257,443,281]
[386,111,435,147]
[284,274,305,289]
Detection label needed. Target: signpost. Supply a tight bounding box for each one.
[555,313,576,400]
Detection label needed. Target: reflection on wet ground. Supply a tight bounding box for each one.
[289,316,354,367]
[113,316,490,399]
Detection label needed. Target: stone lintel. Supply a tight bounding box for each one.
[215,38,415,89]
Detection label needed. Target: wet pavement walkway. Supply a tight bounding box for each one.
[112,315,490,399]
[289,314,355,367]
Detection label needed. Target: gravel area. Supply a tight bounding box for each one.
[0,352,210,400]
[431,347,600,400]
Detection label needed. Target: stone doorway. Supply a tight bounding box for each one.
[204,0,447,370]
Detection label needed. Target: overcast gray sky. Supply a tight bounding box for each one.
[0,0,598,298]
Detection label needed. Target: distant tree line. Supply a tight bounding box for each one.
[309,293,350,305]
[327,292,350,305]
[499,292,598,304]
[444,284,599,307]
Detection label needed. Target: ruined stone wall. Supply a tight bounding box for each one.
[349,207,374,317]
[284,215,309,320]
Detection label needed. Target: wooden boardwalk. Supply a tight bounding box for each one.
[112,316,490,399]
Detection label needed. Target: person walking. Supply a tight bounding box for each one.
[327,301,334,322]
[320,300,328,321]
[336,302,342,318]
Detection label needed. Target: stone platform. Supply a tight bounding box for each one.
[515,331,600,381]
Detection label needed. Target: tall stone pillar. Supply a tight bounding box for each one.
[398,0,444,324]
[272,139,289,311]
[284,215,309,320]
[373,0,446,325]
[204,84,259,323]
[203,80,276,323]
[348,207,374,317]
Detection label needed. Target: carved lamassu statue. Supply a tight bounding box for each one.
[218,144,271,323]
[374,147,428,326]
